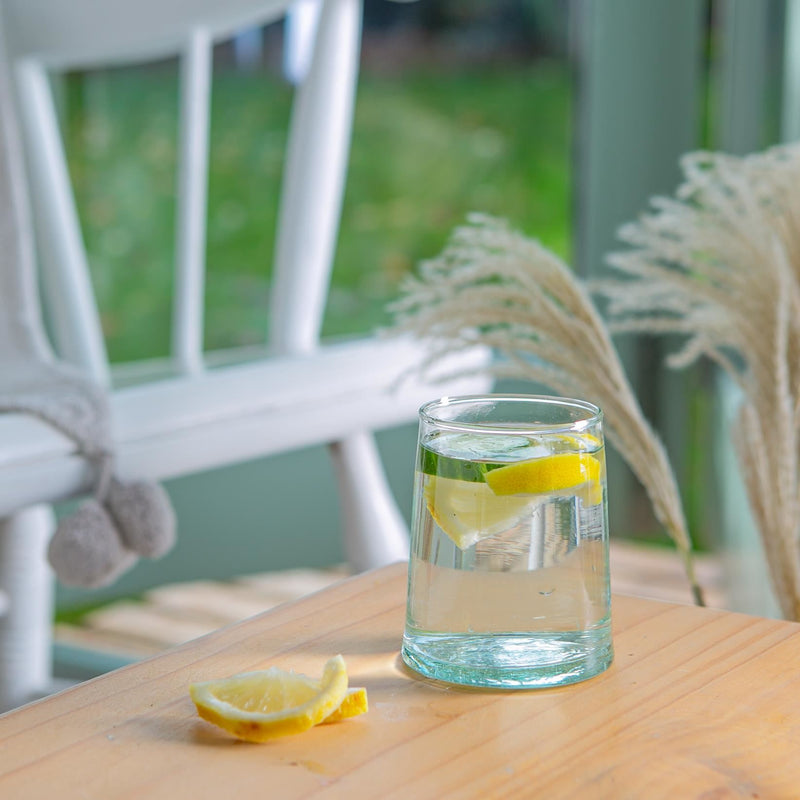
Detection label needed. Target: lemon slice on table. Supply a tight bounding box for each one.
[485,453,603,505]
[189,655,355,742]
[424,475,533,550]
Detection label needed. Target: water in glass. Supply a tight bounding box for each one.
[402,400,613,689]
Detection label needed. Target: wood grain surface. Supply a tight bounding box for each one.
[2,562,800,799]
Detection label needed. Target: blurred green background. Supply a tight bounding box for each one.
[50,0,792,622]
[54,1,574,612]
[62,66,572,363]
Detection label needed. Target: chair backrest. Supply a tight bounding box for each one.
[0,0,491,711]
[5,0,359,380]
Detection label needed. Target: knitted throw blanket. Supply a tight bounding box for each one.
[0,11,175,587]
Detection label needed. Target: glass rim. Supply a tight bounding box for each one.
[418,394,602,436]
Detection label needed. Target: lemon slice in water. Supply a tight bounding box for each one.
[189,655,350,742]
[425,452,603,550]
[486,452,603,505]
[424,475,533,550]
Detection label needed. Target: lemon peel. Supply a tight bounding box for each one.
[189,654,349,742]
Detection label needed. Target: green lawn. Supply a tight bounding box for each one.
[63,61,573,364]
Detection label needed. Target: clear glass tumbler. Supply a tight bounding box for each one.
[402,394,613,688]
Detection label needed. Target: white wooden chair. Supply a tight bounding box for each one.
[0,0,489,710]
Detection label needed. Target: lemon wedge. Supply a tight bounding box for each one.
[189,655,349,742]
[485,453,602,505]
[424,474,533,550]
[322,686,369,723]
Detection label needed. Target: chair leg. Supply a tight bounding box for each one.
[329,433,409,573]
[0,506,55,711]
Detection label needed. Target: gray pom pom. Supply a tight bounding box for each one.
[106,479,177,559]
[47,501,136,588]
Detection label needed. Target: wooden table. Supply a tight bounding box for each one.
[2,563,800,799]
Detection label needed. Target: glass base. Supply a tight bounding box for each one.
[401,625,613,689]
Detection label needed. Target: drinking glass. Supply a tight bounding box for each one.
[402,394,613,688]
